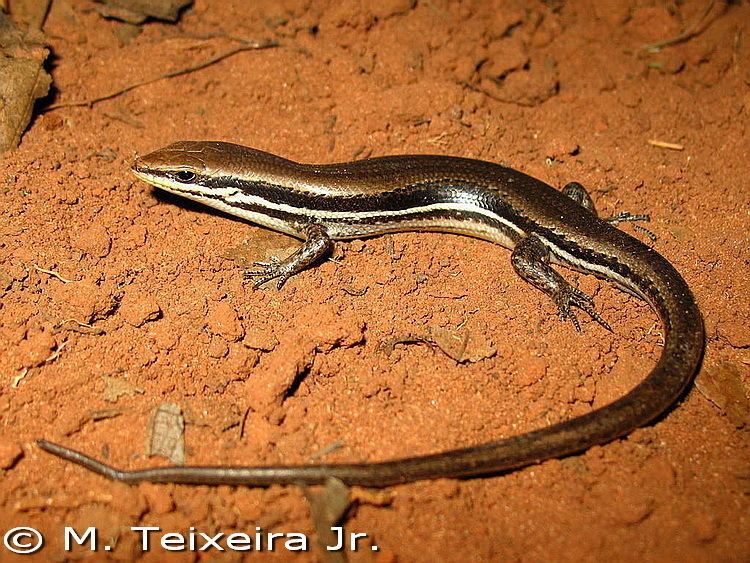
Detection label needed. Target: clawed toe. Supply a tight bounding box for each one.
[557,302,582,332]
[606,211,656,242]
[244,257,289,289]
[606,211,650,225]
[556,287,612,332]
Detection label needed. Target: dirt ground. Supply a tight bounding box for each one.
[1,0,749,561]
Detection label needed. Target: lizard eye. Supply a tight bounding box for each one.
[174,170,196,183]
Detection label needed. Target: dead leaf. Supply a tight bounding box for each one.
[95,0,193,23]
[101,374,144,403]
[0,12,51,152]
[7,0,51,29]
[147,403,185,464]
[304,477,351,563]
[695,361,750,428]
[222,229,300,269]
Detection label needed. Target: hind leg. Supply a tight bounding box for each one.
[511,234,611,332]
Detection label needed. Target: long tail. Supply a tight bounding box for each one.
[36,268,702,487]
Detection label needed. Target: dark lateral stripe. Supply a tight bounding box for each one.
[213,176,512,215]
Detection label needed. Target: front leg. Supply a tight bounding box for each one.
[563,181,654,241]
[561,181,597,213]
[244,223,333,289]
[511,235,611,332]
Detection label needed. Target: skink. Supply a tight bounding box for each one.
[37,140,704,487]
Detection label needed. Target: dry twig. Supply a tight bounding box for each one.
[44,39,278,112]
[33,264,75,283]
[647,139,685,151]
[643,0,716,52]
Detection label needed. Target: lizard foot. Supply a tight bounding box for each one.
[555,286,612,333]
